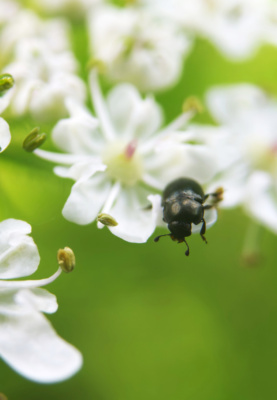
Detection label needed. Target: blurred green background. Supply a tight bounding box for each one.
[1,20,277,400]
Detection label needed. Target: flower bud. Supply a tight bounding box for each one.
[97,213,118,227]
[0,73,14,93]
[183,96,204,114]
[57,247,75,273]
[23,127,47,152]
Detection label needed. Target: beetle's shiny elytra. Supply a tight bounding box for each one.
[154,177,223,256]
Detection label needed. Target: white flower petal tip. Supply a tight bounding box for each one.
[0,118,11,153]
[0,219,40,279]
[0,315,83,383]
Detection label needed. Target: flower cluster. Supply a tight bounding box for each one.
[1,0,277,387]
[0,6,86,120]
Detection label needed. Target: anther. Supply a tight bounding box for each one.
[97,213,118,227]
[182,96,204,114]
[57,247,76,273]
[23,127,47,152]
[0,73,14,93]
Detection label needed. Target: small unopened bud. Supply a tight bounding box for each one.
[0,73,14,93]
[87,59,106,74]
[23,127,46,152]
[0,393,8,400]
[57,247,75,273]
[183,96,204,114]
[97,213,118,227]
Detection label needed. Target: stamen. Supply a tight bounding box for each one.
[57,247,75,273]
[97,182,121,228]
[0,268,62,289]
[241,221,262,267]
[140,109,195,155]
[89,69,116,142]
[34,149,87,165]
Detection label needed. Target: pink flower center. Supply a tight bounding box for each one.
[124,139,137,159]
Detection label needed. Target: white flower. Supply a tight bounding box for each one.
[0,218,83,383]
[0,74,14,153]
[1,11,86,120]
[88,5,191,91]
[197,0,270,60]
[205,83,277,233]
[0,10,71,67]
[142,0,271,60]
[35,70,218,243]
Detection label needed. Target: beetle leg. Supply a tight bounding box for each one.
[200,219,207,243]
[184,238,190,256]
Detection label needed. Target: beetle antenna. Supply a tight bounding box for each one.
[154,234,171,242]
[184,238,190,256]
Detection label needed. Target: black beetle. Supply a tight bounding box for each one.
[154,177,223,256]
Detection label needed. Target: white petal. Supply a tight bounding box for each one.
[0,87,14,114]
[10,79,39,115]
[0,219,40,279]
[0,302,82,383]
[206,83,268,125]
[52,103,103,155]
[108,187,162,243]
[106,84,163,140]
[55,160,106,181]
[143,142,218,190]
[14,288,58,314]
[243,171,277,233]
[62,173,111,224]
[191,207,217,234]
[0,118,11,153]
[28,74,87,121]
[208,162,249,208]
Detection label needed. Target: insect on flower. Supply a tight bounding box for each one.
[154,177,223,256]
